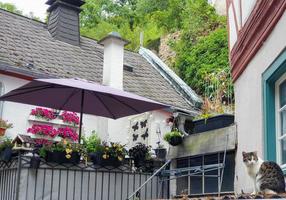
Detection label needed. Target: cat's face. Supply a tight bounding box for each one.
[242,151,258,166]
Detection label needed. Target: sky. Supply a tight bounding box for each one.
[1,0,48,20]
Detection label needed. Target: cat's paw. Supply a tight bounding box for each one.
[250,191,257,196]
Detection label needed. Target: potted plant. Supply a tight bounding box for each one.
[96,142,127,167]
[0,137,14,161]
[154,143,167,160]
[0,119,13,136]
[163,129,183,146]
[82,131,101,163]
[129,143,150,168]
[39,140,80,164]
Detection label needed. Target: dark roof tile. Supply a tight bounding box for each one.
[0,9,195,111]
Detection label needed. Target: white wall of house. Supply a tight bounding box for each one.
[233,12,286,194]
[0,74,172,149]
[227,0,257,49]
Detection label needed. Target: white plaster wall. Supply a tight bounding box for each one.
[228,0,257,50]
[228,6,238,49]
[0,74,172,150]
[234,12,286,194]
[241,0,256,26]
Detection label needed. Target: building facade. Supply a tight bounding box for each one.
[227,0,286,193]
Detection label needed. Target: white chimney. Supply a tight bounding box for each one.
[98,32,129,90]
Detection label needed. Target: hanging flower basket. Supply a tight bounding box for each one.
[169,136,183,146]
[163,129,183,146]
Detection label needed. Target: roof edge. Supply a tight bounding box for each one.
[0,61,56,80]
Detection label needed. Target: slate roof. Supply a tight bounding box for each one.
[0,9,198,112]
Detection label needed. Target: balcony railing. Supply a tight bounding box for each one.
[0,154,169,200]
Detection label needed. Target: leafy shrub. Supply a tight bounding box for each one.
[82,131,101,153]
[163,129,183,143]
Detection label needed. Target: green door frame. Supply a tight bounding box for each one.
[262,48,286,161]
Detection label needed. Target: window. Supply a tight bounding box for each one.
[176,151,235,195]
[275,74,286,167]
[263,49,286,163]
[0,82,4,117]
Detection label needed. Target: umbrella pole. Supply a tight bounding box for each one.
[79,90,85,144]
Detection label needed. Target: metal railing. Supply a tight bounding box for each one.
[0,155,168,200]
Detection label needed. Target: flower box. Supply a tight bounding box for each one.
[90,153,122,167]
[45,151,80,164]
[193,114,234,133]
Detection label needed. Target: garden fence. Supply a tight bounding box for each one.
[0,155,169,200]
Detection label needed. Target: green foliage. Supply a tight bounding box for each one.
[163,130,182,143]
[176,27,230,95]
[0,2,22,14]
[0,137,13,152]
[81,131,101,153]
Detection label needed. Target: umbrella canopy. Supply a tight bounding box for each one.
[0,78,169,140]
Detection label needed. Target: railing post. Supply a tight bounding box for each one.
[15,153,22,200]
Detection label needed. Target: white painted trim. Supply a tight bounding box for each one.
[275,72,286,165]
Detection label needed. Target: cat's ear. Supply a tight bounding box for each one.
[242,151,246,157]
[253,151,258,156]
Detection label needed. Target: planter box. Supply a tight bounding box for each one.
[193,114,234,133]
[90,153,122,167]
[45,151,80,164]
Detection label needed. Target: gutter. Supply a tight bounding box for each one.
[0,61,56,79]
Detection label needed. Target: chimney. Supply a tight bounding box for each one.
[98,32,129,90]
[46,0,85,46]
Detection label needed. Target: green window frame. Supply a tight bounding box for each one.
[263,48,286,163]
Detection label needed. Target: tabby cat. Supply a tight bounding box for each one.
[242,151,285,194]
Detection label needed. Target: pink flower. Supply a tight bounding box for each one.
[57,127,78,141]
[30,107,56,120]
[60,111,80,125]
[27,124,58,138]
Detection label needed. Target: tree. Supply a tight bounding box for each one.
[0,2,22,14]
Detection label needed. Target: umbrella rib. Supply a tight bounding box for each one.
[0,85,55,99]
[58,89,79,111]
[108,95,140,113]
[91,92,116,119]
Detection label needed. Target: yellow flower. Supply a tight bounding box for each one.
[118,156,123,161]
[65,154,71,159]
[65,148,72,154]
[63,139,67,145]
[102,154,107,159]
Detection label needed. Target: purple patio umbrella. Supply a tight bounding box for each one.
[0,78,169,141]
